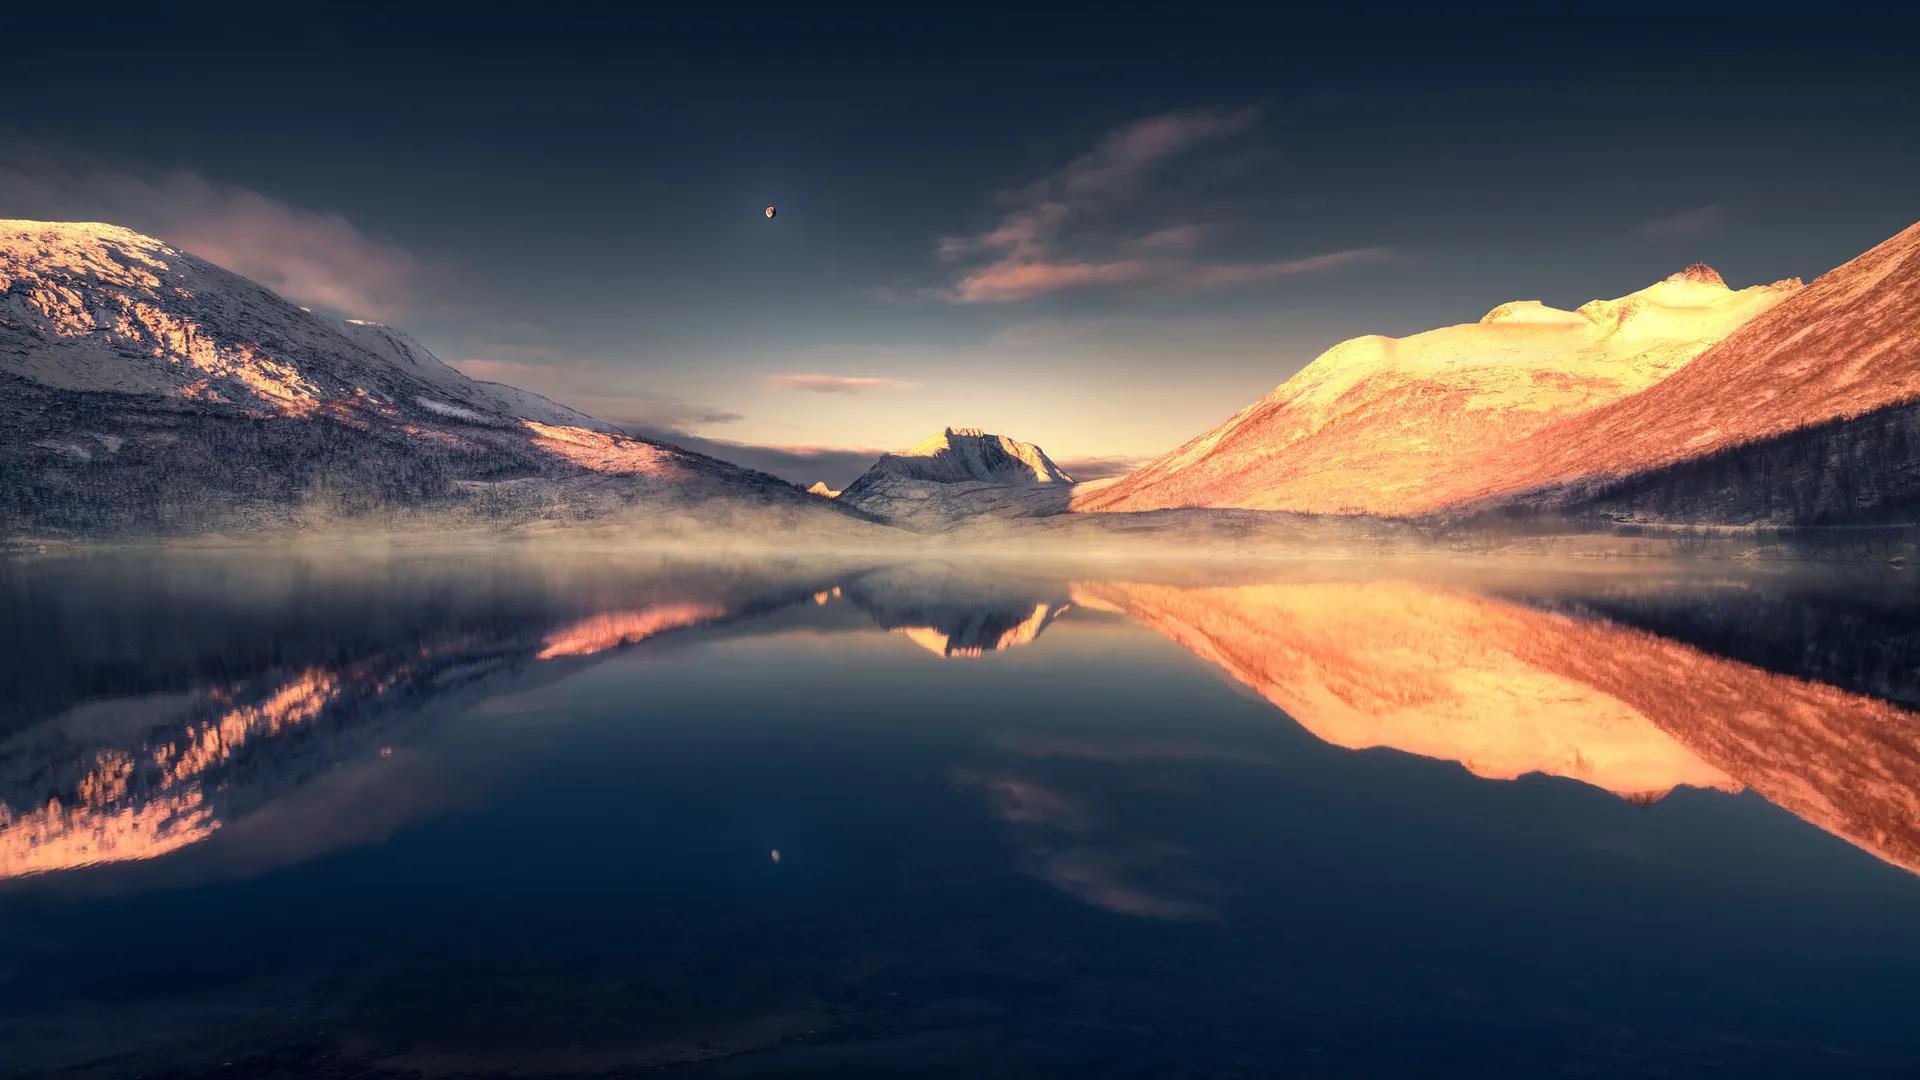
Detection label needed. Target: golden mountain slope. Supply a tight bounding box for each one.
[1433,219,1920,510]
[1077,266,1798,515]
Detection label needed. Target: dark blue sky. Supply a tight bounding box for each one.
[7,3,1917,482]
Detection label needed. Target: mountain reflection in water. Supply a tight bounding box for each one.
[4,552,1920,1076]
[4,555,1916,885]
[1078,575,1920,875]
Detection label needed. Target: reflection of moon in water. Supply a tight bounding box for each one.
[764,206,776,219]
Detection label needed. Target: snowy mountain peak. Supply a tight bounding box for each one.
[864,428,1072,486]
[0,219,619,433]
[2,220,863,537]
[1665,262,1726,287]
[1078,262,1801,517]
[835,428,1076,526]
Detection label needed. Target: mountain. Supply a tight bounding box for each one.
[837,427,1079,528]
[1443,220,1920,524]
[806,481,841,498]
[1077,265,1801,516]
[0,221,864,539]
[844,427,1072,491]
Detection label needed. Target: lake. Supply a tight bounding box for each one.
[3,550,1918,1077]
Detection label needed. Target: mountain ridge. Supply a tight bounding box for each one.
[834,426,1080,529]
[1439,219,1920,522]
[0,220,868,540]
[1076,261,1804,517]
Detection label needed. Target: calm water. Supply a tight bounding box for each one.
[3,551,1919,1077]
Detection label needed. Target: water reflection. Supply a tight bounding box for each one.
[838,566,1071,658]
[5,553,1920,1075]
[2,554,1918,887]
[0,556,844,879]
[1079,574,1920,875]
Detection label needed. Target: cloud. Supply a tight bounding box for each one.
[1129,224,1209,251]
[932,107,1385,303]
[1050,107,1261,199]
[1054,455,1145,482]
[767,373,912,394]
[1168,247,1398,288]
[0,157,416,320]
[952,259,1151,303]
[1633,205,1728,240]
[447,356,744,430]
[575,396,745,429]
[622,426,885,488]
[950,248,1395,303]
[936,201,1069,262]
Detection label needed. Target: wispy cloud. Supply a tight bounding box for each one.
[1048,106,1261,200]
[1169,247,1397,288]
[953,259,1152,303]
[1053,455,1145,482]
[931,107,1384,303]
[574,395,744,429]
[448,356,743,430]
[1129,224,1210,252]
[622,426,886,488]
[0,157,416,320]
[768,373,912,394]
[1633,205,1728,240]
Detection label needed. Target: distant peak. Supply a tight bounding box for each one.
[1665,263,1725,287]
[848,427,1073,492]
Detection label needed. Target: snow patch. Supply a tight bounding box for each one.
[415,396,489,422]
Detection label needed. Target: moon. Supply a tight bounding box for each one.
[764,205,776,219]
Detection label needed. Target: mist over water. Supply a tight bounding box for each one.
[3,549,1919,1076]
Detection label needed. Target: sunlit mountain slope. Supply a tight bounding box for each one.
[1078,266,1798,516]
[0,221,864,538]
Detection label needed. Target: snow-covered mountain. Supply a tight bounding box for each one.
[1080,219,1920,526]
[837,427,1078,528]
[846,427,1072,490]
[0,221,867,539]
[1450,219,1920,524]
[1077,265,1801,516]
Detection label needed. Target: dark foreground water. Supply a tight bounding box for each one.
[2,550,1919,1078]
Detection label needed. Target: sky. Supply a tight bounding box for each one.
[5,3,1918,486]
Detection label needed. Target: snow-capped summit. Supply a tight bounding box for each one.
[849,427,1073,491]
[1076,262,1802,517]
[0,220,867,538]
[1429,218,1920,520]
[0,220,616,433]
[1665,262,1726,287]
[836,427,1077,528]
